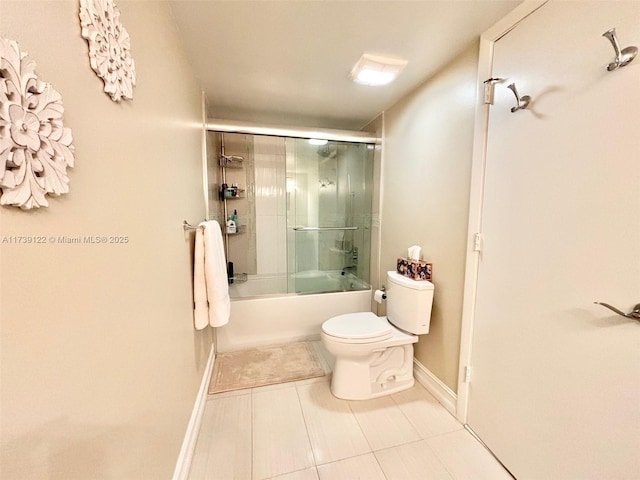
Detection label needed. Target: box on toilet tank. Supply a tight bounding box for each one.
[396,257,432,281]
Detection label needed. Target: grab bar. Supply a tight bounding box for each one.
[293,226,359,232]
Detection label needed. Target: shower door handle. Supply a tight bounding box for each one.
[293,226,359,231]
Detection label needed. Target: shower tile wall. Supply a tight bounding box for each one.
[254,136,287,277]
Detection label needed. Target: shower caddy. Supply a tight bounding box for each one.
[219,134,248,284]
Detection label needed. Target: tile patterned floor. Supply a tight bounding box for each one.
[188,345,513,480]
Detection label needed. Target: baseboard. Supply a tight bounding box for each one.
[413,359,457,416]
[172,344,215,480]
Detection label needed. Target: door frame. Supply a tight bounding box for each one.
[455,0,548,424]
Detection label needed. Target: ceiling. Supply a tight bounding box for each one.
[168,0,521,131]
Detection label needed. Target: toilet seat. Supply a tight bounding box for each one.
[322,312,393,343]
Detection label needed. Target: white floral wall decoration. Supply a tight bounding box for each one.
[79,0,136,102]
[0,37,76,210]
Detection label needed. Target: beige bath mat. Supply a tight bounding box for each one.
[208,341,326,394]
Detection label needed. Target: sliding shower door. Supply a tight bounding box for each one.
[286,139,374,294]
[209,131,375,297]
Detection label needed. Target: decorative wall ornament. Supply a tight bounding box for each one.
[0,37,76,209]
[79,0,136,102]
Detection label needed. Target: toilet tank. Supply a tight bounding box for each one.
[386,271,434,334]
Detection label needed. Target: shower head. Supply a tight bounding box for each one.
[317,144,336,158]
[317,145,330,157]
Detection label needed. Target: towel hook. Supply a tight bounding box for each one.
[594,301,640,321]
[507,83,531,112]
[602,28,637,71]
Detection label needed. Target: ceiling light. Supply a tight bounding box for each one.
[308,138,328,146]
[349,53,408,86]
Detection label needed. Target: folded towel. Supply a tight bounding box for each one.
[193,227,209,330]
[193,220,230,329]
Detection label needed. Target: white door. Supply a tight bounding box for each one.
[468,2,640,479]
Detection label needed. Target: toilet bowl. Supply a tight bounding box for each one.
[321,271,434,400]
[321,312,418,400]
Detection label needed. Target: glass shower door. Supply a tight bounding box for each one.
[286,138,374,294]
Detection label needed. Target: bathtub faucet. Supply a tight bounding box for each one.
[341,265,357,275]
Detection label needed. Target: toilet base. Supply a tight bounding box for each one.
[329,344,415,400]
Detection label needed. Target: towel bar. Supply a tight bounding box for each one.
[293,226,359,231]
[183,220,202,231]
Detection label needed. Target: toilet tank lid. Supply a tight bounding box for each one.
[387,271,434,290]
[322,312,392,340]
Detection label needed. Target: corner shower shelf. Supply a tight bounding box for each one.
[221,188,245,200]
[220,156,244,168]
[224,225,246,236]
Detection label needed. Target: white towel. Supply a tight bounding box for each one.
[193,220,230,330]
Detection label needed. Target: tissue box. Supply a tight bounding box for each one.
[397,257,432,281]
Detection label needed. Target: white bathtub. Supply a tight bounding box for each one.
[216,288,372,352]
[229,274,287,298]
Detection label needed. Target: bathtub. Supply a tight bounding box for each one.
[217,280,372,352]
[229,274,287,298]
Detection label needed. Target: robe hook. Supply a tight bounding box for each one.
[602,28,637,71]
[507,83,530,112]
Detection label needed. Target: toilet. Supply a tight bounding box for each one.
[321,271,434,400]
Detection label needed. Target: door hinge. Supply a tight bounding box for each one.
[464,365,472,383]
[483,78,502,105]
[473,233,482,252]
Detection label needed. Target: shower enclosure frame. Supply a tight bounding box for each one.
[201,118,383,352]
[206,119,380,144]
[204,119,381,295]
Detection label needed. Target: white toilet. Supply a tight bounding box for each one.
[321,271,434,400]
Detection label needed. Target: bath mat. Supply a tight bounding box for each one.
[208,341,326,394]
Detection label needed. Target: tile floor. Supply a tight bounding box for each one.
[188,345,513,480]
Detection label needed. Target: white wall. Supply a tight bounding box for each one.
[379,42,479,392]
[0,1,210,478]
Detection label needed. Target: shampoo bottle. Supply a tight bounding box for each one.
[226,217,236,234]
